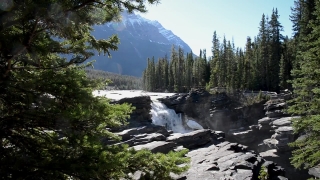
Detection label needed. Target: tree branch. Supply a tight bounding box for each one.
[1,19,40,82]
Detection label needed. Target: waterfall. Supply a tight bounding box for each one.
[93,90,204,133]
[150,100,192,133]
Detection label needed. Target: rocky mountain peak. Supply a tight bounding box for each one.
[90,12,192,76]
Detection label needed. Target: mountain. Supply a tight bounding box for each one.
[90,12,192,77]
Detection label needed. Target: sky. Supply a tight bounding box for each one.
[138,0,295,54]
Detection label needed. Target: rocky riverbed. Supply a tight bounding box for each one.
[99,89,318,179]
[107,125,287,180]
[158,89,313,180]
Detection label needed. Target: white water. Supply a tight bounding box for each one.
[93,90,203,133]
[150,100,191,133]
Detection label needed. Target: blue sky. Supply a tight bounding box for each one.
[138,0,295,55]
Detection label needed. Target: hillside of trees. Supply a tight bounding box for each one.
[143,8,294,93]
[86,69,143,90]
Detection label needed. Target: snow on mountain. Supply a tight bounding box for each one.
[90,12,192,77]
[114,12,190,49]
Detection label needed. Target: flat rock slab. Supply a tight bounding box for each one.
[272,117,291,126]
[166,129,213,149]
[177,142,285,180]
[258,117,276,125]
[116,125,171,141]
[275,126,293,133]
[132,141,177,153]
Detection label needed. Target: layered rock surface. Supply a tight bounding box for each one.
[108,125,287,180]
[159,89,311,180]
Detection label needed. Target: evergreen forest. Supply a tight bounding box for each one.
[86,69,143,90]
[143,9,293,93]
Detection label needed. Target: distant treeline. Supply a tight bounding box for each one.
[86,69,142,90]
[143,8,294,93]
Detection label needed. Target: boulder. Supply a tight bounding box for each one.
[110,96,152,130]
[116,125,171,141]
[264,101,286,111]
[166,129,214,149]
[132,141,177,154]
[159,89,213,125]
[118,133,167,146]
[272,126,294,152]
[272,117,292,127]
[263,125,294,153]
[309,165,320,179]
[258,117,276,125]
[266,110,286,118]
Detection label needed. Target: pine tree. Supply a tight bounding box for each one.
[226,41,235,91]
[220,36,228,87]
[243,37,253,89]
[258,14,269,90]
[209,31,220,88]
[177,46,185,92]
[288,0,320,169]
[0,1,190,179]
[150,56,156,91]
[237,48,245,90]
[278,54,286,90]
[268,8,283,92]
[201,49,210,86]
[251,36,260,90]
[185,52,194,90]
[170,45,179,92]
[162,55,170,91]
[279,36,294,90]
[290,0,317,70]
[192,54,199,87]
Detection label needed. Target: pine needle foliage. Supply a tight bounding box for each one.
[0,0,189,179]
[288,0,320,169]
